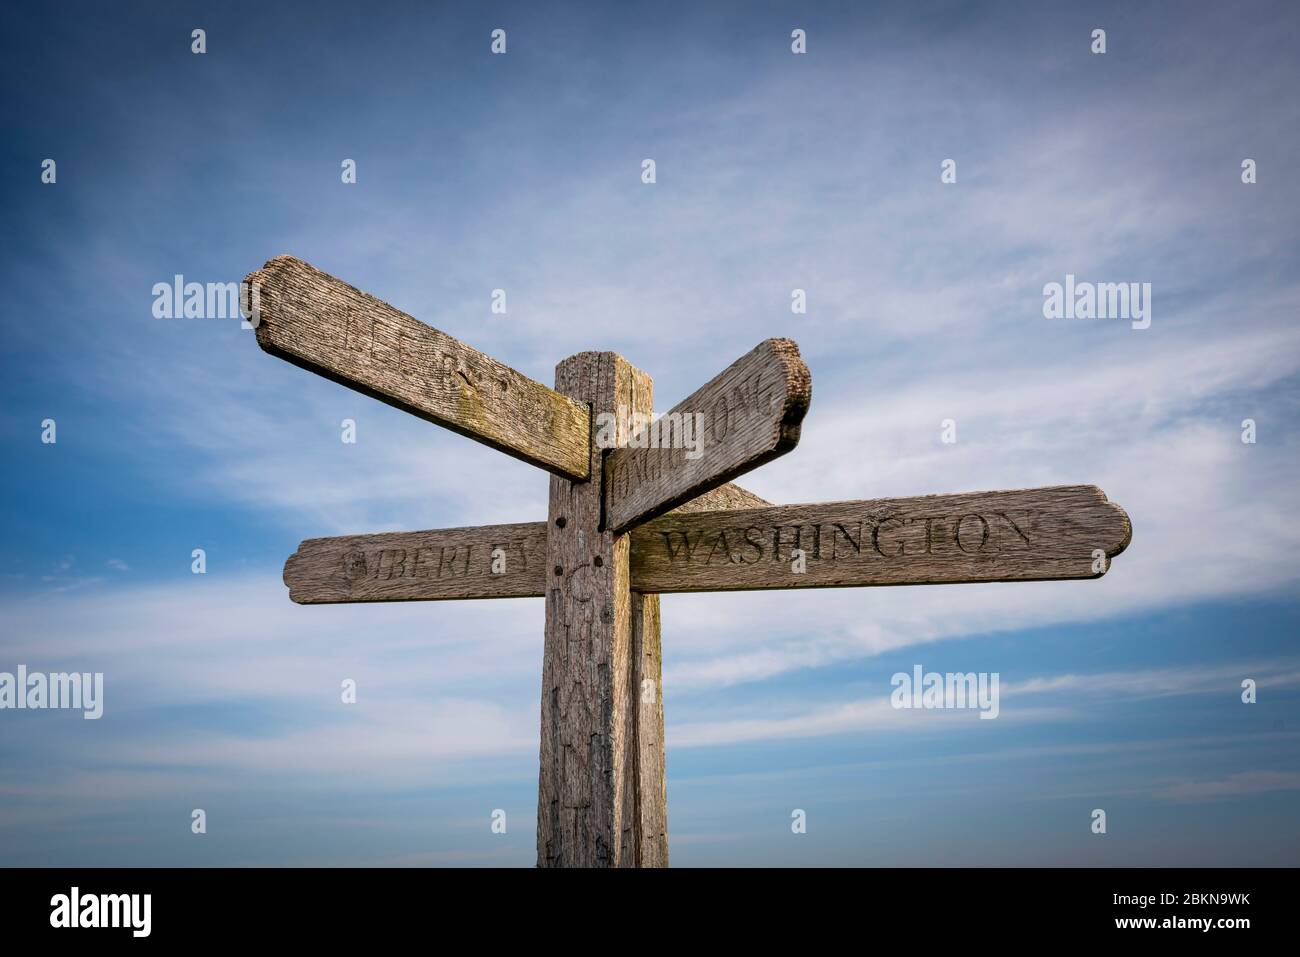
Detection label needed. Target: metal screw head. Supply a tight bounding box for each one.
[555,517,566,528]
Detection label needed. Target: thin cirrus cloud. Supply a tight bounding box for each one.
[1152,771,1300,803]
[668,661,1300,749]
[5,556,1292,795]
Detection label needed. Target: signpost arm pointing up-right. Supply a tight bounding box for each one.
[604,338,811,532]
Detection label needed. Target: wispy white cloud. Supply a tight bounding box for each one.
[1153,770,1300,803]
[670,661,1300,748]
[11,570,1294,772]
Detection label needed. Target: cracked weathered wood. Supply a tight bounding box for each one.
[603,338,810,532]
[631,485,1132,593]
[538,351,664,867]
[247,255,591,480]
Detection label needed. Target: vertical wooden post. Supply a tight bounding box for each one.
[631,590,668,865]
[537,352,668,867]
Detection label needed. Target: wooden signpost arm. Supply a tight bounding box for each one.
[280,486,1129,603]
[604,338,811,532]
[632,486,1132,593]
[247,256,591,480]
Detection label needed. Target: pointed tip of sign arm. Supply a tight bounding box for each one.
[764,337,812,453]
[1089,484,1132,564]
[1021,484,1129,571]
[243,255,591,481]
[283,548,310,603]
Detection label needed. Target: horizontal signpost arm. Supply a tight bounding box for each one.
[281,486,1130,603]
[603,338,810,533]
[247,255,591,480]
[283,522,549,604]
[629,485,1132,594]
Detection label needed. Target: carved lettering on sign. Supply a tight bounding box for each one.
[631,487,1131,593]
[603,338,811,532]
[340,540,532,581]
[657,511,1038,566]
[283,521,549,603]
[249,256,589,479]
[282,489,1130,601]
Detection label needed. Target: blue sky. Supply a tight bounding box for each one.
[2,0,1299,866]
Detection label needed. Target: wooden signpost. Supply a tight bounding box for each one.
[247,255,1132,867]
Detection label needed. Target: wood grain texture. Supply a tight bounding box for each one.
[603,338,810,532]
[631,485,1131,593]
[630,591,667,867]
[246,255,590,480]
[537,352,665,867]
[622,363,668,867]
[282,522,547,604]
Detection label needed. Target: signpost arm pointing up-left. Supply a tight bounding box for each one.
[246,255,592,480]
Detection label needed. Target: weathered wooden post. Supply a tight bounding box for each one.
[538,352,666,867]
